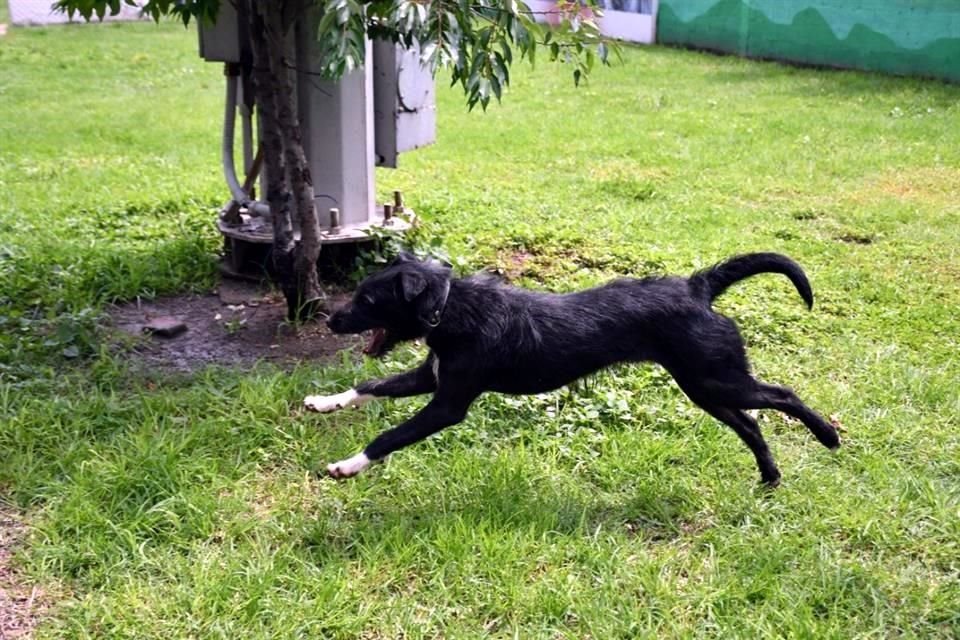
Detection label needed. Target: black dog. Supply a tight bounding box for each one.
[306,252,839,486]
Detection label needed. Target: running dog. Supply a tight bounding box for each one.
[306,252,839,486]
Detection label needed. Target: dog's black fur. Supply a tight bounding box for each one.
[325,252,839,486]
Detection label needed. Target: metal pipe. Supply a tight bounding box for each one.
[222,65,245,202]
[222,65,269,216]
[239,88,254,177]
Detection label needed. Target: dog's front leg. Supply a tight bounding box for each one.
[327,386,477,479]
[303,388,373,413]
[305,354,438,413]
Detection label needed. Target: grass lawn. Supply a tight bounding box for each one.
[2,17,959,639]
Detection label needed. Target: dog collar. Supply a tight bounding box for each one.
[426,280,451,328]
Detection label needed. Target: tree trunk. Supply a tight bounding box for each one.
[263,4,325,318]
[242,0,325,321]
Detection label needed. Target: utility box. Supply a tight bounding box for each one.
[373,40,437,168]
[197,2,243,63]
[198,6,436,253]
[295,12,376,234]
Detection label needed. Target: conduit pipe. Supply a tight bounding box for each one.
[222,64,270,217]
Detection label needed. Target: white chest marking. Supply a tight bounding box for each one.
[304,389,372,413]
[431,356,440,384]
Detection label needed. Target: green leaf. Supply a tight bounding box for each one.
[478,77,491,101]
[500,41,513,65]
[492,51,509,86]
[489,74,502,101]
[59,0,620,111]
[317,9,338,37]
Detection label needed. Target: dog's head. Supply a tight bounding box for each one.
[328,252,453,357]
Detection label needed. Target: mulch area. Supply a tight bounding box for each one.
[109,278,359,372]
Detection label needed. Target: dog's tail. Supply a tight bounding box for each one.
[691,253,813,309]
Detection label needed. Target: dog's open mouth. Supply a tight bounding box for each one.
[363,328,389,357]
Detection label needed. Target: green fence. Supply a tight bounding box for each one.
[658,0,960,83]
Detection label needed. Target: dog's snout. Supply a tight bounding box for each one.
[327,309,344,332]
[326,305,354,333]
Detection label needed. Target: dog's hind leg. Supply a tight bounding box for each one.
[327,384,478,479]
[728,382,840,450]
[671,373,781,485]
[682,371,840,451]
[305,354,438,413]
[700,404,781,486]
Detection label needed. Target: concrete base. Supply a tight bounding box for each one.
[217,209,415,279]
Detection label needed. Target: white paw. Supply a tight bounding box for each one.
[327,452,371,479]
[304,389,371,413]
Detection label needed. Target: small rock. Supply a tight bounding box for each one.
[142,317,188,338]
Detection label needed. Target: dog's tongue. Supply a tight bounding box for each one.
[363,328,387,355]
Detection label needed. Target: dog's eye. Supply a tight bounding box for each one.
[360,294,375,306]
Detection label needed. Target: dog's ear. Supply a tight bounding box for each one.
[397,270,428,301]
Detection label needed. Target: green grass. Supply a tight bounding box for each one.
[2,18,960,639]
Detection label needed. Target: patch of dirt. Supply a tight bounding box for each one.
[0,508,46,639]
[108,278,361,372]
[849,167,960,206]
[496,250,534,281]
[876,168,957,201]
[835,232,874,245]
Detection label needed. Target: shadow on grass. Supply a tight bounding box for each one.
[300,473,701,565]
[705,62,960,104]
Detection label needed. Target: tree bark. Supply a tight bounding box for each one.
[242,0,325,321]
[262,4,325,318]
